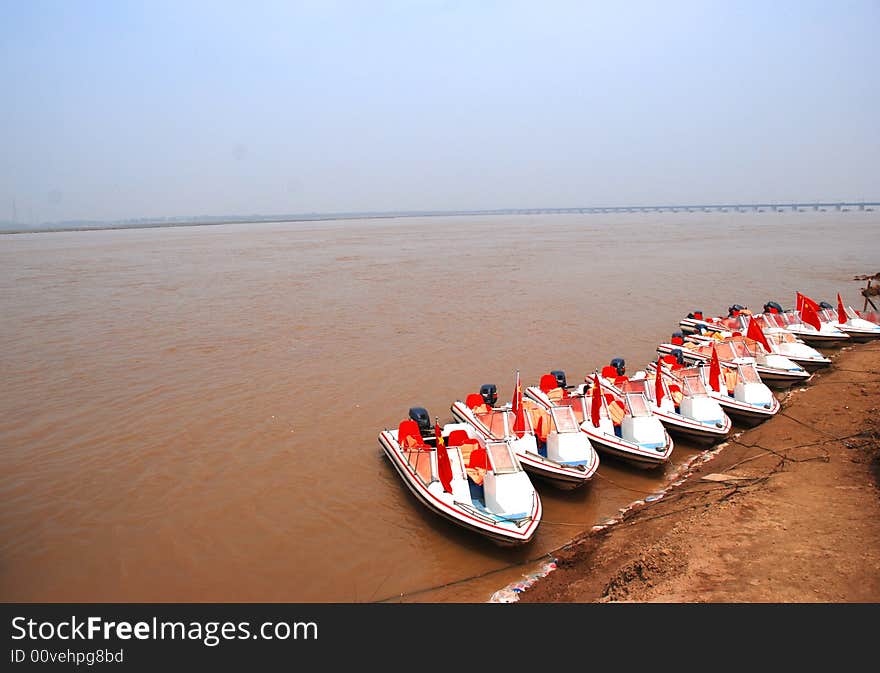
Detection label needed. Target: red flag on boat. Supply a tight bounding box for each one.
[796,291,820,314]
[746,317,771,352]
[511,370,526,438]
[590,373,602,427]
[654,359,664,407]
[709,345,721,393]
[837,293,848,324]
[801,302,822,331]
[434,421,453,494]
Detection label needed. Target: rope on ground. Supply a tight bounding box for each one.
[807,378,880,386]
[778,410,850,439]
[593,471,667,495]
[371,552,556,604]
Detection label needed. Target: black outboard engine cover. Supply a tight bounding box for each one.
[610,358,626,376]
[671,349,684,365]
[728,303,746,316]
[408,407,432,436]
[819,301,833,310]
[687,310,703,319]
[550,370,567,389]
[763,301,783,314]
[479,384,498,407]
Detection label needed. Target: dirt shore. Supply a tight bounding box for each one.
[519,342,880,603]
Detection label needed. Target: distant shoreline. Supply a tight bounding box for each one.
[2,201,877,235]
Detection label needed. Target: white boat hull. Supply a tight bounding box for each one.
[378,430,542,546]
[652,408,732,443]
[580,426,674,469]
[450,401,598,490]
[657,343,810,389]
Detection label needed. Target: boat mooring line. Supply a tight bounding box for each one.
[778,410,850,439]
[372,552,557,604]
[593,471,668,495]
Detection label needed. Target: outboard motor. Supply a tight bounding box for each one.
[763,300,783,314]
[819,301,833,310]
[687,310,704,320]
[728,303,746,317]
[408,407,432,436]
[550,370,567,389]
[479,384,498,407]
[671,348,684,365]
[609,358,626,376]
[671,331,685,346]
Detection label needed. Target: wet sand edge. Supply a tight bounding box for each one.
[506,341,880,603]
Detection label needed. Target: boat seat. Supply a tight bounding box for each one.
[601,365,619,379]
[724,370,737,395]
[465,445,488,485]
[398,419,428,449]
[465,393,485,410]
[661,354,685,370]
[458,440,479,464]
[547,387,565,402]
[446,429,471,447]
[539,374,559,393]
[607,398,626,426]
[527,408,550,441]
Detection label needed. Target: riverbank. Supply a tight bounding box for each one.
[518,341,880,603]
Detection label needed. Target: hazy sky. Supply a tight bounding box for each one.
[1,0,878,222]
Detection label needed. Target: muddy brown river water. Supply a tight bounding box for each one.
[1,212,876,601]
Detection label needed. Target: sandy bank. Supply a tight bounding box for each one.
[518,342,880,603]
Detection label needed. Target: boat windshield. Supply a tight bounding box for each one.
[486,441,519,475]
[675,366,703,381]
[738,363,762,385]
[768,313,789,328]
[711,342,737,361]
[619,379,649,396]
[625,393,652,417]
[818,308,837,322]
[476,410,516,438]
[683,374,708,397]
[770,331,796,344]
[403,447,434,485]
[728,339,755,358]
[551,406,579,433]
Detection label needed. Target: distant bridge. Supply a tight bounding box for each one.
[6,201,879,235]
[447,201,880,216]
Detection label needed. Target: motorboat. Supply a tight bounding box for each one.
[814,295,880,342]
[741,313,832,370]
[680,310,831,371]
[525,370,674,469]
[683,303,850,348]
[378,408,542,545]
[451,373,599,490]
[657,332,810,388]
[763,299,850,347]
[650,354,779,425]
[598,358,732,444]
[679,308,741,336]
